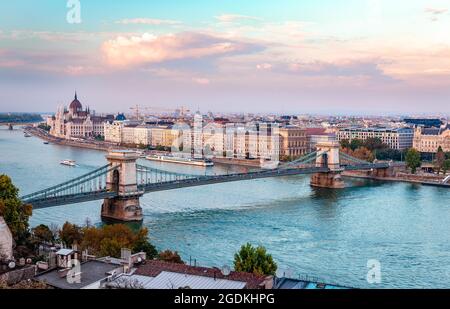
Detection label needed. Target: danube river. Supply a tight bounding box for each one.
[1,127,449,288]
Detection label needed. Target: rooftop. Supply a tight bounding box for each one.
[340,127,413,133]
[134,260,268,289]
[111,271,247,289]
[35,260,120,289]
[55,249,74,256]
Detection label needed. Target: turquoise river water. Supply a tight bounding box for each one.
[0,127,449,288]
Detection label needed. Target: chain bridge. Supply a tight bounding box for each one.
[21,141,391,222]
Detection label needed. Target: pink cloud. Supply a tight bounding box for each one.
[256,63,273,70]
[193,77,210,85]
[102,32,259,67]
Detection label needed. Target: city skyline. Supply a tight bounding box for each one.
[1,1,450,114]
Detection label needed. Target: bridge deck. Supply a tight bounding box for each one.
[22,150,392,209]
[29,191,116,209]
[140,167,331,193]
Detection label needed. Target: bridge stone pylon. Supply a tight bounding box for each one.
[311,141,345,189]
[101,150,144,222]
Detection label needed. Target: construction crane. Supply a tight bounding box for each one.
[130,105,191,119]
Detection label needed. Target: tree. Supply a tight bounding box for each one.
[375,148,405,161]
[352,147,375,162]
[405,148,421,174]
[435,146,445,174]
[32,224,54,244]
[340,139,351,149]
[132,228,158,259]
[363,138,387,152]
[443,160,450,175]
[80,224,157,259]
[158,250,185,264]
[59,222,83,247]
[0,175,33,244]
[233,243,277,276]
[349,139,364,151]
[38,123,51,132]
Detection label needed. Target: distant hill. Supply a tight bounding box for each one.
[0,113,43,123]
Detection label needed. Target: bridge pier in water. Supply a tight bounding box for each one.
[310,141,345,189]
[101,150,144,223]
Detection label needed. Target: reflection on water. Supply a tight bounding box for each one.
[1,127,449,288]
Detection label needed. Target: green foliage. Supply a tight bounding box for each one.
[405,148,421,174]
[132,228,158,259]
[233,243,277,276]
[38,124,51,132]
[363,138,388,152]
[81,224,156,259]
[158,250,185,264]
[94,135,105,141]
[155,145,168,151]
[340,139,351,149]
[32,224,54,244]
[375,148,406,161]
[0,113,43,124]
[0,174,32,244]
[349,139,364,151]
[443,160,450,174]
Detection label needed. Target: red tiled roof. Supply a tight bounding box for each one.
[135,260,268,289]
[305,128,327,136]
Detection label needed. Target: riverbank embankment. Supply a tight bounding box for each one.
[343,170,450,188]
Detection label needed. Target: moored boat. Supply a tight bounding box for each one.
[60,159,76,167]
[146,155,214,167]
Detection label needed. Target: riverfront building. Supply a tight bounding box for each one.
[413,125,450,153]
[278,125,308,159]
[48,93,113,139]
[104,119,180,148]
[305,128,336,152]
[337,127,414,150]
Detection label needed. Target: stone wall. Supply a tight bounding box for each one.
[0,266,36,285]
[0,217,13,261]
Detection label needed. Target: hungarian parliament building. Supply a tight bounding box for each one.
[48,93,114,139]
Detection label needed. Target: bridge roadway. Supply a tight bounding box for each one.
[26,162,389,209]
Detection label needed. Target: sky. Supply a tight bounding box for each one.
[0,0,449,115]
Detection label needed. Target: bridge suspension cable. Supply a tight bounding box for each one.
[278,151,318,169]
[339,152,372,165]
[21,164,117,207]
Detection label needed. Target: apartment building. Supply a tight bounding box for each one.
[337,127,414,150]
[278,125,308,158]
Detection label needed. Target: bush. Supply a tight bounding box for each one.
[233,243,277,276]
[158,250,185,264]
[405,148,421,174]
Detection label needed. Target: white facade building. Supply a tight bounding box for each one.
[337,127,414,150]
[49,93,113,139]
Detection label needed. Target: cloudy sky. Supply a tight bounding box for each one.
[0,0,449,115]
